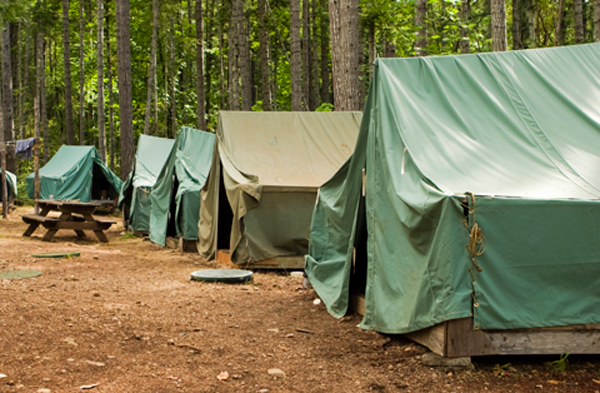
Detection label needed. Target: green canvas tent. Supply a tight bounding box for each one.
[198,111,361,265]
[26,145,122,202]
[149,127,216,246]
[306,44,600,337]
[1,170,18,199]
[119,135,175,233]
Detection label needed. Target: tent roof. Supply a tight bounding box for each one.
[218,111,362,188]
[132,135,175,188]
[378,43,600,199]
[34,145,97,179]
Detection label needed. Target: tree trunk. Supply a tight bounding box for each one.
[195,0,206,129]
[144,0,159,135]
[257,0,272,111]
[302,0,310,110]
[554,0,566,45]
[527,0,537,47]
[97,0,106,162]
[595,0,600,41]
[329,0,360,111]
[491,0,507,51]
[415,0,428,56]
[79,0,85,145]
[169,17,177,138]
[241,16,252,110]
[319,0,330,104]
[513,0,522,49]
[291,0,302,110]
[35,32,43,196]
[1,24,15,173]
[574,0,584,43]
[309,0,319,109]
[62,0,75,145]
[459,0,471,53]
[105,10,115,171]
[229,0,242,110]
[115,0,135,180]
[367,22,375,72]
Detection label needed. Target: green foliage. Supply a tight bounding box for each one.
[552,352,570,373]
[119,231,139,240]
[493,363,512,378]
[315,103,334,112]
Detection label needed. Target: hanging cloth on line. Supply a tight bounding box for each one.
[16,138,35,160]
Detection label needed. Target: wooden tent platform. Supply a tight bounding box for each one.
[216,250,305,270]
[349,294,600,358]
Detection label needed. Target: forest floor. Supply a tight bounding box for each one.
[1,206,600,393]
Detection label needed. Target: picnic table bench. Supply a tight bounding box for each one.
[22,199,117,243]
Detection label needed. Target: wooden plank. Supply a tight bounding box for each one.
[242,256,305,270]
[216,250,305,270]
[349,293,366,315]
[179,239,198,253]
[446,318,497,358]
[485,328,600,355]
[21,214,59,224]
[406,323,448,357]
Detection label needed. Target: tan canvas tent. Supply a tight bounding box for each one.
[198,111,361,265]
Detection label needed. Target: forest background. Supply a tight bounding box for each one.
[0,0,597,198]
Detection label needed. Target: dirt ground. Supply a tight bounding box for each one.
[1,207,600,393]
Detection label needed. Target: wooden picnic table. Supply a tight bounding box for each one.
[22,199,117,243]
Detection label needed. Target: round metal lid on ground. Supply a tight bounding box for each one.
[190,269,253,283]
[0,270,42,279]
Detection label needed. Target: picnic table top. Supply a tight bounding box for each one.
[35,199,115,208]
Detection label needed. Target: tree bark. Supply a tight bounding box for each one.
[415,0,428,56]
[491,0,507,51]
[195,0,206,129]
[229,0,242,110]
[574,0,584,43]
[115,0,135,180]
[105,10,116,171]
[595,0,600,41]
[1,24,15,173]
[35,32,43,200]
[79,0,85,145]
[329,0,360,111]
[302,0,310,110]
[319,0,330,104]
[309,0,319,109]
[240,16,252,110]
[554,0,566,45]
[144,0,159,135]
[62,0,75,145]
[169,17,177,138]
[527,0,536,47]
[257,0,272,111]
[513,0,522,49]
[97,0,106,162]
[291,0,302,110]
[367,22,375,72]
[459,0,471,53]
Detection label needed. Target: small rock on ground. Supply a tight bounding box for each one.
[421,352,474,371]
[267,368,286,377]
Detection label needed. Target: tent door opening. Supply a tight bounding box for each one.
[91,163,116,200]
[217,166,233,250]
[350,191,368,296]
[166,174,179,238]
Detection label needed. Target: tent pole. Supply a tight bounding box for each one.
[1,143,7,219]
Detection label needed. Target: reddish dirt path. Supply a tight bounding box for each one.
[1,207,599,392]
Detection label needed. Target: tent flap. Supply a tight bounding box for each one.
[149,127,215,246]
